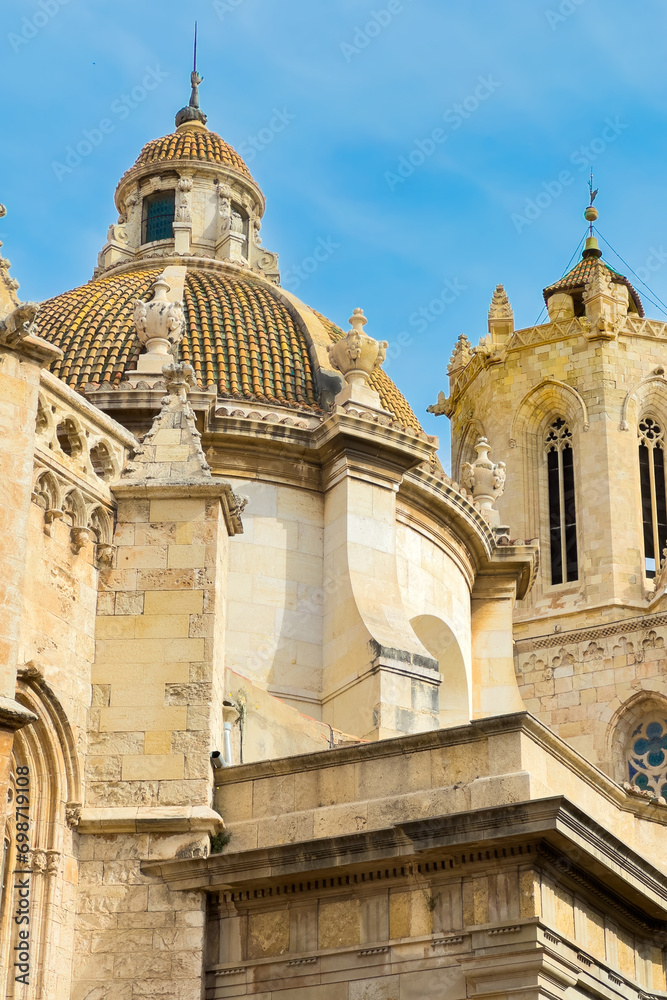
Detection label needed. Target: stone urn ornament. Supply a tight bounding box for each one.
[461,437,506,526]
[133,272,185,367]
[328,308,388,390]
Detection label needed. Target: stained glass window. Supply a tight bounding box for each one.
[627,715,667,798]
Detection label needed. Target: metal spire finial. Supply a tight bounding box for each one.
[583,171,601,259]
[189,22,203,110]
[175,24,207,128]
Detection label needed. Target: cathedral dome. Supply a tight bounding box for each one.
[129,122,253,181]
[35,71,422,431]
[38,263,422,429]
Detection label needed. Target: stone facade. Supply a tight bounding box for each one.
[432,238,667,786]
[0,83,666,1000]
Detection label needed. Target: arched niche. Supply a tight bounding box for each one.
[410,614,470,727]
[510,378,589,450]
[620,373,667,431]
[0,667,82,998]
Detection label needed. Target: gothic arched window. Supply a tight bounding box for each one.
[545,418,578,585]
[638,416,667,578]
[626,713,667,799]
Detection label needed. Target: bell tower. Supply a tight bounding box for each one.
[430,196,667,640]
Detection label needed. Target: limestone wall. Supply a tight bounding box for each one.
[0,362,134,998]
[223,477,324,717]
[396,521,472,723]
[202,715,667,999]
[223,476,479,735]
[75,831,206,999]
[20,504,97,752]
[516,617,667,771]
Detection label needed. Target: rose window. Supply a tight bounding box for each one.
[627,716,667,797]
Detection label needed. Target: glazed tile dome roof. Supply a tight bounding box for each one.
[129,125,253,180]
[543,255,644,316]
[37,267,422,429]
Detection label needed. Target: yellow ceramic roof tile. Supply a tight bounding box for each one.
[125,126,253,181]
[37,267,422,428]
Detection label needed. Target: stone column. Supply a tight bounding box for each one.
[74,363,244,1000]
[318,416,439,740]
[471,568,526,719]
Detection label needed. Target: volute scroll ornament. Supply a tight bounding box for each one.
[175,176,193,223]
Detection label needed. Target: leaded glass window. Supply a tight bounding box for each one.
[638,416,667,578]
[545,418,578,585]
[142,191,175,244]
[627,715,667,798]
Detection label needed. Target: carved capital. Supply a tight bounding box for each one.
[66,802,82,828]
[71,526,93,554]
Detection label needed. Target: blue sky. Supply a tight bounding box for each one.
[3,0,667,462]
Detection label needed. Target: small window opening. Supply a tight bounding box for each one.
[639,416,667,578]
[142,191,175,244]
[545,417,578,585]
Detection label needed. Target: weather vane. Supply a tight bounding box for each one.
[585,171,599,236]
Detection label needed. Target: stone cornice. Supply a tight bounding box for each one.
[208,712,522,785]
[206,711,667,831]
[0,330,62,366]
[142,795,667,931]
[112,479,244,535]
[515,608,667,652]
[77,804,223,836]
[400,468,538,598]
